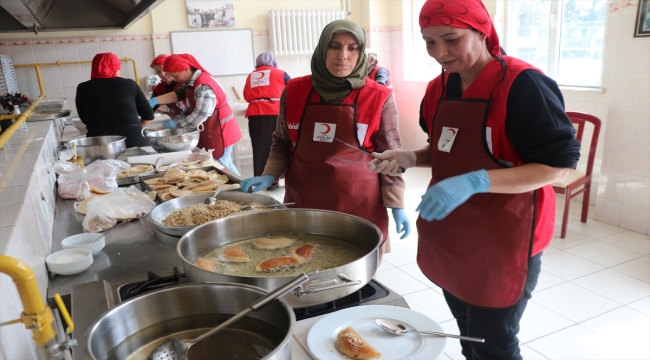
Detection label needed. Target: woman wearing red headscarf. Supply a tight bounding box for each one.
[149,54,187,122]
[369,1,580,359]
[150,54,242,175]
[75,52,154,148]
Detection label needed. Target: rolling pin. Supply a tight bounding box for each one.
[232,86,243,101]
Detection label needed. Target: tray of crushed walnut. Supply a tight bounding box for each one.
[140,166,241,202]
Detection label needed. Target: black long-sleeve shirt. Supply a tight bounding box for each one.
[76,78,154,135]
[419,70,581,168]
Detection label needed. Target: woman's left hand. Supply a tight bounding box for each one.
[391,208,411,239]
[417,170,491,221]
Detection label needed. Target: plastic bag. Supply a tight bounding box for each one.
[53,161,90,200]
[82,186,156,232]
[53,159,130,200]
[84,159,130,192]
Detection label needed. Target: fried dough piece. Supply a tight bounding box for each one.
[158,186,178,195]
[251,237,295,250]
[220,246,250,263]
[255,256,301,272]
[290,244,314,263]
[148,183,177,190]
[335,326,381,360]
[160,192,174,201]
[192,180,221,192]
[89,185,111,194]
[144,178,167,186]
[126,164,154,177]
[194,258,216,271]
[170,189,193,198]
[163,168,188,183]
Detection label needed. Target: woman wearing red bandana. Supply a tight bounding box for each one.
[369,1,580,359]
[75,52,154,148]
[149,54,187,121]
[151,54,242,175]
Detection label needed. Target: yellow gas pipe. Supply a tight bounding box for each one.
[0,255,72,359]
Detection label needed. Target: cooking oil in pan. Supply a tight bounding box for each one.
[197,234,368,277]
[106,314,283,360]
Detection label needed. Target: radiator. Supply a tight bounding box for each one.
[268,10,346,56]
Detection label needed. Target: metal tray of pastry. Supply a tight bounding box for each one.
[139,166,240,202]
[116,163,158,186]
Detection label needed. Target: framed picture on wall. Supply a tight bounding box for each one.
[635,0,650,37]
[186,0,234,28]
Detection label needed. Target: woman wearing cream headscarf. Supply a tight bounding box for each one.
[240,20,411,257]
[75,52,154,148]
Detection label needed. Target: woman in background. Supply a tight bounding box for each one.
[75,52,154,148]
[366,51,392,88]
[243,52,291,182]
[150,54,242,175]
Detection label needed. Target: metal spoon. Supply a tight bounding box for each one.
[148,270,316,360]
[375,319,485,343]
[89,218,133,244]
[241,202,295,211]
[204,186,225,205]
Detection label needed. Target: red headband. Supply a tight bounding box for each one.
[150,54,169,68]
[163,54,210,75]
[91,53,121,79]
[419,0,501,55]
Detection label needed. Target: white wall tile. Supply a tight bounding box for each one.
[623,175,649,208]
[8,44,35,63]
[54,43,80,62]
[153,38,172,56]
[620,205,650,236]
[39,67,63,89]
[31,43,58,63]
[626,144,650,177]
[76,41,99,61]
[13,67,38,92]
[612,42,650,77]
[59,66,84,89]
[97,39,121,57]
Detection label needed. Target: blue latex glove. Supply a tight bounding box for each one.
[416,170,491,221]
[148,97,159,108]
[241,174,276,193]
[391,208,411,240]
[163,119,178,129]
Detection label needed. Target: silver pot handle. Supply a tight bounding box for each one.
[197,123,204,132]
[141,127,150,137]
[292,273,362,297]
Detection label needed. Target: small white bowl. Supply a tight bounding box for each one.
[61,233,105,255]
[46,248,93,276]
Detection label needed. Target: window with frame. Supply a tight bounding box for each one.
[403,0,607,88]
[505,0,607,88]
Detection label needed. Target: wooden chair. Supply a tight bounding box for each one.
[553,112,602,239]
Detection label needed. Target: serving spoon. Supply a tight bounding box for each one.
[203,186,225,205]
[375,319,485,343]
[242,202,295,211]
[148,270,316,360]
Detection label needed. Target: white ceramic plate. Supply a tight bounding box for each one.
[307,305,446,360]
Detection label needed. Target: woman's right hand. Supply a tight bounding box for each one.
[368,150,416,176]
[241,174,276,193]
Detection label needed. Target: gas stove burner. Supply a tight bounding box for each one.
[117,269,391,321]
[293,280,388,321]
[119,267,185,302]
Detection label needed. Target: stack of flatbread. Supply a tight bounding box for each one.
[144,168,240,201]
[158,159,222,172]
[116,164,154,178]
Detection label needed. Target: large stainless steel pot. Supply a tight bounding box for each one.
[66,136,126,164]
[150,190,282,236]
[86,283,294,360]
[178,209,382,308]
[142,124,203,153]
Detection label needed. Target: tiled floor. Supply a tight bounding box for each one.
[240,164,650,360]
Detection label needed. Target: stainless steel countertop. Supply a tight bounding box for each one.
[48,185,183,301]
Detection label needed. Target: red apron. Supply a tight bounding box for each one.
[185,73,241,159]
[284,89,389,242]
[416,60,536,308]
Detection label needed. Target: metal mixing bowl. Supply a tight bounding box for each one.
[66,136,126,164]
[142,127,201,153]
